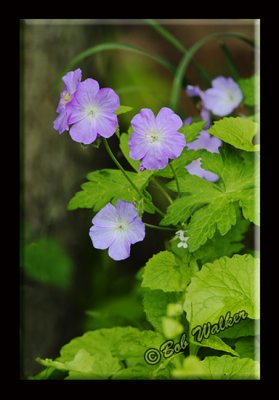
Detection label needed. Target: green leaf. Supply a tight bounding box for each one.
[67,169,153,213]
[115,105,133,115]
[162,174,222,227]
[172,355,206,379]
[201,355,259,379]
[179,121,206,143]
[191,335,239,356]
[187,198,238,251]
[143,289,180,333]
[119,132,140,171]
[38,349,121,379]
[208,117,259,152]
[194,217,250,264]
[166,149,259,251]
[172,355,259,379]
[217,318,259,339]
[142,251,191,292]
[235,336,259,360]
[184,254,260,329]
[22,238,73,289]
[37,327,165,380]
[238,75,258,106]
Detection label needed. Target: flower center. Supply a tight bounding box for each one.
[147,130,161,144]
[116,221,128,232]
[86,105,100,118]
[61,91,71,105]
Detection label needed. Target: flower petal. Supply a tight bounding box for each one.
[115,200,139,222]
[202,89,234,116]
[126,219,145,244]
[62,68,82,94]
[156,107,183,133]
[89,225,116,250]
[74,79,100,107]
[131,108,155,134]
[162,132,186,158]
[53,110,68,134]
[200,108,211,129]
[108,235,131,261]
[95,88,120,113]
[186,159,219,182]
[67,99,87,125]
[92,203,119,227]
[141,146,169,170]
[202,76,243,116]
[185,85,203,97]
[128,133,148,160]
[69,117,98,144]
[95,113,118,138]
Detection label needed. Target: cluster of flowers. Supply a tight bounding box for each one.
[54,69,242,260]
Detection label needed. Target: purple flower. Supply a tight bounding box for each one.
[67,78,120,144]
[202,77,243,116]
[186,158,219,182]
[53,68,82,134]
[185,85,203,98]
[185,84,210,128]
[186,131,222,154]
[89,200,145,261]
[129,107,185,170]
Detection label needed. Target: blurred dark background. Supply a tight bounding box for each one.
[20,19,256,377]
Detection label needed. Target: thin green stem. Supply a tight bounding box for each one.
[145,19,211,86]
[145,18,185,53]
[170,31,255,112]
[103,139,165,218]
[151,178,173,204]
[60,42,176,86]
[169,164,181,197]
[103,138,142,197]
[145,223,177,232]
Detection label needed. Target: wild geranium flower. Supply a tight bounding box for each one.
[129,107,185,170]
[186,130,222,153]
[53,68,82,134]
[186,158,219,182]
[67,78,120,144]
[185,76,243,126]
[202,76,243,116]
[89,200,145,261]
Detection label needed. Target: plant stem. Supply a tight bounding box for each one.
[145,19,211,86]
[151,178,173,204]
[145,223,177,231]
[103,138,165,218]
[103,138,143,198]
[169,164,181,197]
[170,31,255,112]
